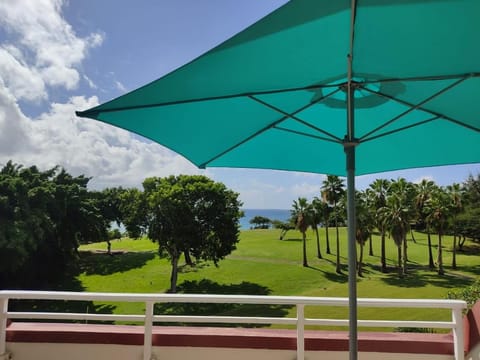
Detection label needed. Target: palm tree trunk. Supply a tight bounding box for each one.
[381,229,386,273]
[315,227,322,259]
[302,232,308,267]
[334,205,341,274]
[438,232,444,275]
[358,243,364,277]
[404,235,409,263]
[410,228,416,243]
[427,231,435,270]
[325,225,331,254]
[397,245,402,277]
[368,234,373,256]
[452,234,457,269]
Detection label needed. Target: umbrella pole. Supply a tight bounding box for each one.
[345,144,357,360]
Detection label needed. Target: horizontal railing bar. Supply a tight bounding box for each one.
[0,291,467,310]
[153,315,297,325]
[304,318,455,329]
[8,312,145,322]
[5,313,457,330]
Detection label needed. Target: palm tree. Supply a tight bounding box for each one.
[311,197,326,259]
[425,189,451,275]
[414,179,437,270]
[291,197,311,267]
[356,191,374,277]
[389,178,415,268]
[379,194,410,277]
[368,179,390,272]
[321,175,345,274]
[446,183,463,270]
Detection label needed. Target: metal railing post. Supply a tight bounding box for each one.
[452,308,464,360]
[296,304,305,360]
[0,297,9,359]
[144,301,154,360]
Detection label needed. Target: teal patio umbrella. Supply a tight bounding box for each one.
[77,1,480,359]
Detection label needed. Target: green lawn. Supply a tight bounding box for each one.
[73,228,479,330]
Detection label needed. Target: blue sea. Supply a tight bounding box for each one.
[239,209,291,230]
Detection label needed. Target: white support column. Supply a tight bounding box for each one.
[144,301,154,360]
[0,297,10,360]
[452,308,464,360]
[297,304,305,360]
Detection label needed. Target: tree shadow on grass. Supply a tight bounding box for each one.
[455,265,480,277]
[9,262,116,324]
[154,279,293,328]
[280,237,303,242]
[10,299,116,325]
[78,251,156,276]
[457,243,480,256]
[381,268,473,289]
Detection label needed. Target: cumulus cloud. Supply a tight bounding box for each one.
[291,182,322,199]
[0,86,34,155]
[0,0,201,190]
[0,94,200,188]
[0,0,103,94]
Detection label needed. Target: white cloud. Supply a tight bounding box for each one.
[0,0,203,191]
[0,94,201,189]
[83,75,97,89]
[0,0,103,93]
[0,86,35,155]
[291,182,321,199]
[115,81,127,92]
[412,175,435,184]
[0,46,47,102]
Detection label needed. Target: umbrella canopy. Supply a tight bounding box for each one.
[78,0,480,175]
[77,1,480,359]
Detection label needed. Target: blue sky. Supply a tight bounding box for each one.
[0,0,479,209]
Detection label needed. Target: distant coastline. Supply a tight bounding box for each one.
[239,208,290,230]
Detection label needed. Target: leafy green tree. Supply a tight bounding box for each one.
[456,175,480,246]
[144,175,242,293]
[272,219,295,240]
[249,215,271,229]
[321,175,345,273]
[291,197,312,267]
[0,161,107,288]
[118,188,148,239]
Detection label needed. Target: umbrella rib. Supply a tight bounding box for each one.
[358,76,471,140]
[361,115,440,143]
[248,94,343,142]
[76,83,342,117]
[273,126,342,144]
[361,72,480,86]
[360,83,480,135]
[198,91,344,168]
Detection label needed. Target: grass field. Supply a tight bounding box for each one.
[74,228,480,331]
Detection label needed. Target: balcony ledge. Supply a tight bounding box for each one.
[7,322,454,355]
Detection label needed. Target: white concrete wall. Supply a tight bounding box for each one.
[6,342,455,360]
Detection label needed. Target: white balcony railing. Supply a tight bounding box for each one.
[0,290,467,360]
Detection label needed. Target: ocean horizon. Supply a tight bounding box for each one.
[239,208,290,230]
